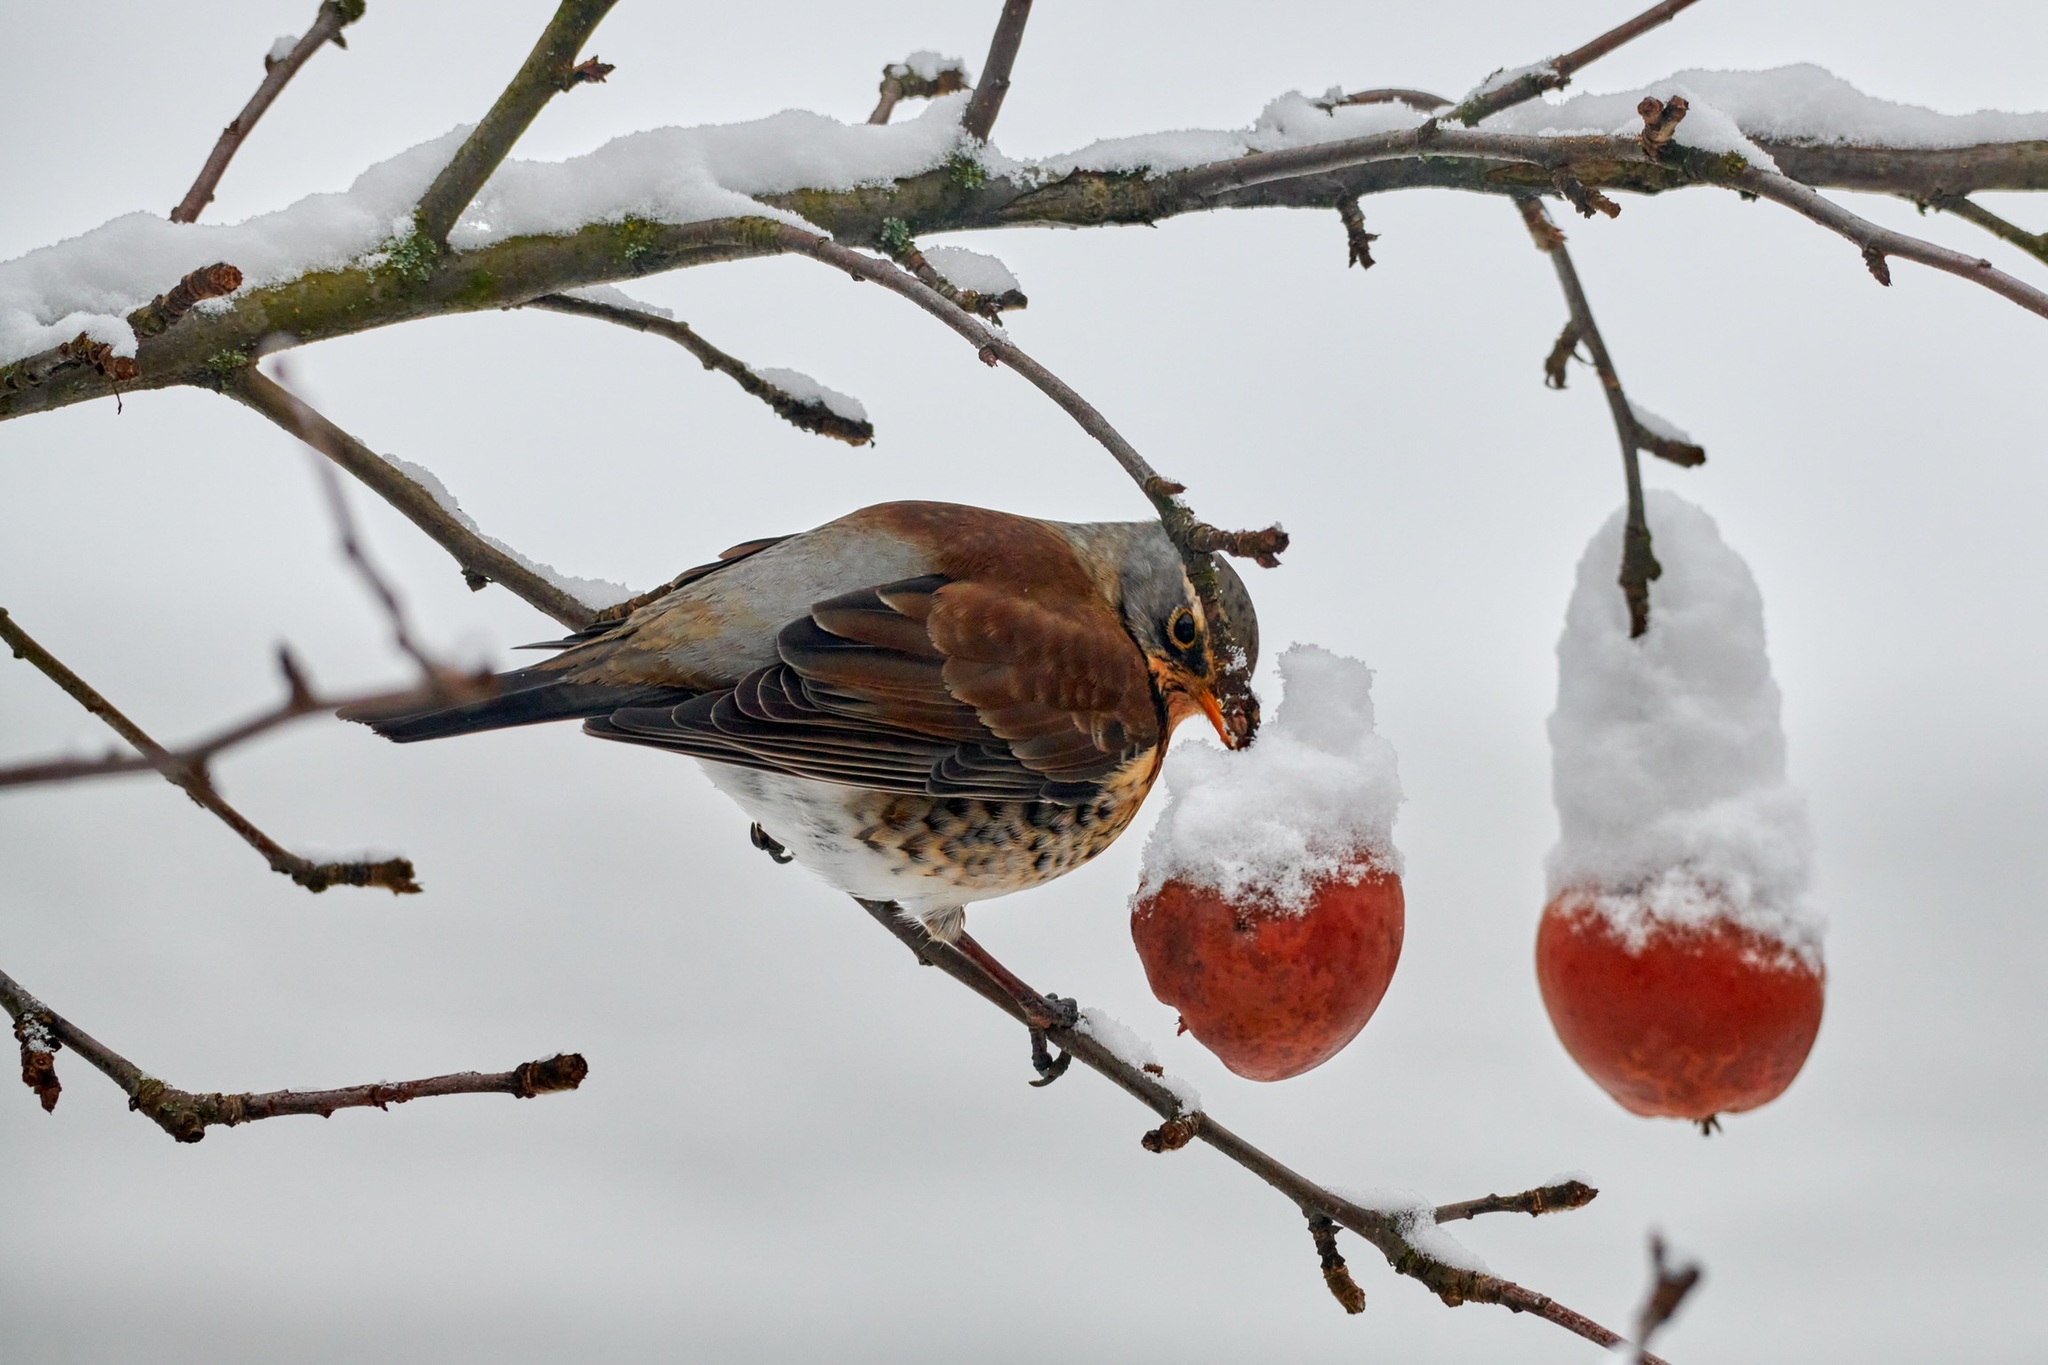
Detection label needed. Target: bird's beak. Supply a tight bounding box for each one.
[1197,685,1256,751]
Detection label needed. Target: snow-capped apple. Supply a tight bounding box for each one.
[1541,494,1826,1125]
[1133,646,1404,1082]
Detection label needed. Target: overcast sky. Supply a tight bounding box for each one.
[4,3,2046,1362]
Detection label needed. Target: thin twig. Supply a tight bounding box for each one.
[220,366,598,629]
[1309,1214,1368,1313]
[525,293,874,444]
[1447,0,1703,126]
[1632,1234,1703,1363]
[960,0,1034,143]
[852,899,1661,1362]
[412,0,619,248]
[1515,196,1669,637]
[0,609,417,893]
[1915,191,2048,268]
[867,56,968,125]
[1434,1180,1600,1223]
[0,964,583,1143]
[0,671,487,791]
[170,1,366,223]
[1337,198,1379,269]
[1735,166,2048,320]
[1317,88,1450,112]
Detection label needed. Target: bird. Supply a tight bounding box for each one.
[345,500,1259,947]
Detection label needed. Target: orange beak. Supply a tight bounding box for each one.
[1196,686,1253,751]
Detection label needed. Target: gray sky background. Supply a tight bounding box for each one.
[4,3,2046,1361]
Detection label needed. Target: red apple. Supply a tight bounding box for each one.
[1131,867,1404,1081]
[1536,896,1824,1122]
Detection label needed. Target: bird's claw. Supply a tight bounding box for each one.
[1028,1025,1074,1087]
[1026,994,1080,1085]
[749,823,794,864]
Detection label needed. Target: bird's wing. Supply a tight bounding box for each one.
[589,573,1161,804]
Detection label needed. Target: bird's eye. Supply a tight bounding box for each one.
[1168,608,1199,650]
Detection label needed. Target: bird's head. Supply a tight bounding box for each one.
[1116,533,1262,750]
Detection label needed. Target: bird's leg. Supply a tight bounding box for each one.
[749,823,794,864]
[950,931,1079,1085]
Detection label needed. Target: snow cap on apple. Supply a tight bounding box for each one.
[1139,644,1403,910]
[1547,491,1823,963]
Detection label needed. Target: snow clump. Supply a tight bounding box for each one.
[920,245,1021,298]
[1076,1007,1202,1115]
[1547,491,1822,960]
[750,367,868,424]
[1138,644,1402,914]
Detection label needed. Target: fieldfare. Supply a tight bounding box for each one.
[347,500,1259,945]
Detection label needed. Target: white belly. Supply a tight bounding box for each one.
[701,764,993,927]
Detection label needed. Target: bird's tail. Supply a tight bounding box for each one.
[340,666,697,743]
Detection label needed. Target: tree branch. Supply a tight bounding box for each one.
[960,0,1034,143]
[0,263,241,397]
[1734,164,2048,320]
[0,608,417,893]
[852,898,1663,1363]
[1515,196,1674,638]
[1631,1234,1703,1363]
[524,292,874,444]
[220,366,599,629]
[411,0,618,248]
[0,964,583,1143]
[1435,1179,1601,1223]
[1447,0,1703,126]
[1916,191,2048,268]
[170,1,366,224]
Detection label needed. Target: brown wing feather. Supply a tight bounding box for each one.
[589,553,1160,803]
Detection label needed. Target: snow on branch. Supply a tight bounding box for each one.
[527,288,875,444]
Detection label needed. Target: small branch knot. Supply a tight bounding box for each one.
[558,56,615,90]
[1140,1111,1202,1153]
[1543,320,1582,389]
[1552,168,1620,220]
[1309,1215,1368,1314]
[1862,244,1893,286]
[512,1053,590,1097]
[1337,198,1379,270]
[1638,95,1689,158]
[13,1012,62,1113]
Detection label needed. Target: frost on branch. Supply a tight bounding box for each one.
[1548,492,1822,962]
[1139,645,1402,913]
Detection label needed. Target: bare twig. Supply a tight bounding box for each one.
[852,898,1661,1362]
[1309,1214,1368,1313]
[1317,88,1450,112]
[0,609,417,893]
[0,668,487,791]
[1337,197,1379,269]
[1447,0,1703,126]
[127,264,246,340]
[868,55,968,125]
[1735,166,2048,320]
[960,0,1034,143]
[1516,196,1682,637]
[526,293,874,444]
[770,222,1277,741]
[1435,1179,1600,1223]
[0,964,583,1143]
[412,0,618,248]
[170,1,366,223]
[1915,191,2048,268]
[1631,1234,1703,1363]
[220,366,598,629]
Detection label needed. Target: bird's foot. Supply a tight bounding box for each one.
[749,823,794,864]
[1028,1020,1075,1087]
